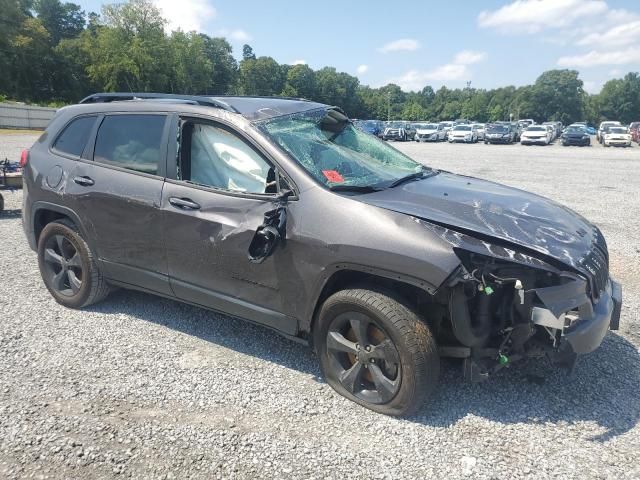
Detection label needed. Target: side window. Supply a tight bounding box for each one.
[93,115,166,175]
[180,122,274,194]
[53,115,97,157]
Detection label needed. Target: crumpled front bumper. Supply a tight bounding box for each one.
[564,279,622,354]
[535,277,622,355]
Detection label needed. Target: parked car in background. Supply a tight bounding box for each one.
[414,123,446,142]
[382,121,416,141]
[521,125,551,145]
[517,119,534,130]
[561,125,591,146]
[484,123,516,144]
[355,120,383,137]
[571,122,596,135]
[597,121,622,143]
[448,124,478,143]
[439,121,455,135]
[472,123,486,141]
[629,122,640,143]
[603,126,632,147]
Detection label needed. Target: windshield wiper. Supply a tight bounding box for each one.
[386,168,438,188]
[329,185,383,193]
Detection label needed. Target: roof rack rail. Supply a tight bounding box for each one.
[79,93,239,113]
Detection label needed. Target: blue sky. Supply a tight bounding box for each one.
[76,0,640,94]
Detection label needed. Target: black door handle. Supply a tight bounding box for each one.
[73,176,94,186]
[169,197,201,210]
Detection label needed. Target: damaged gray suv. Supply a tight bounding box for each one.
[22,93,622,416]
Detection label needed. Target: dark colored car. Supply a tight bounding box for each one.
[561,126,591,146]
[22,93,622,416]
[484,123,516,144]
[382,121,416,141]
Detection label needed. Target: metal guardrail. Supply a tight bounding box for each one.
[0,103,56,130]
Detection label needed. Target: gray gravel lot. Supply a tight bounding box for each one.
[1,133,639,479]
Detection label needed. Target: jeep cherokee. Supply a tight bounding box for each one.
[22,93,622,416]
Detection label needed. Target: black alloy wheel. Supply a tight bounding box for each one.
[316,289,439,416]
[42,234,83,297]
[325,311,401,405]
[37,219,110,308]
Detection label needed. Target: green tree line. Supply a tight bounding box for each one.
[1,0,639,124]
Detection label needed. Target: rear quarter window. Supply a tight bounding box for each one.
[93,115,167,175]
[52,115,97,157]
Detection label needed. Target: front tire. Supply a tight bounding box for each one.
[315,289,439,416]
[37,219,110,309]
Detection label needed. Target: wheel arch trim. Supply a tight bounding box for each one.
[31,202,95,251]
[303,262,438,336]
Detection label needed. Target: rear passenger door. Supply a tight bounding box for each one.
[65,112,172,295]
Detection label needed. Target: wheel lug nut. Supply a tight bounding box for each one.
[369,359,375,363]
[355,344,360,350]
[365,345,371,352]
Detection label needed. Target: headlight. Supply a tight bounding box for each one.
[582,136,589,140]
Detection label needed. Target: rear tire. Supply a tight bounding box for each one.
[315,289,439,416]
[37,219,110,308]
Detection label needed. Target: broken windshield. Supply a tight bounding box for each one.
[259,109,429,190]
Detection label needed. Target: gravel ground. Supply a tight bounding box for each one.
[1,132,639,479]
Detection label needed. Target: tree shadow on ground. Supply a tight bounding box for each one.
[88,288,639,442]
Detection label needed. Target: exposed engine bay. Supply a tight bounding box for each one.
[427,227,622,382]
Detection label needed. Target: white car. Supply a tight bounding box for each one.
[520,125,551,145]
[448,125,478,143]
[603,126,632,147]
[414,123,446,142]
[472,123,486,141]
[597,121,621,142]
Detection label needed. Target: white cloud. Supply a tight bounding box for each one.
[356,64,369,74]
[609,68,622,76]
[216,28,253,43]
[154,0,216,33]
[389,65,468,91]
[387,50,488,91]
[576,20,640,48]
[378,38,420,54]
[290,59,307,65]
[453,50,488,65]
[558,47,640,67]
[229,29,252,42]
[478,0,607,33]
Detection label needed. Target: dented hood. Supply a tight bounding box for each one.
[358,171,595,269]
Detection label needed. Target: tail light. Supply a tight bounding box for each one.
[20,149,29,168]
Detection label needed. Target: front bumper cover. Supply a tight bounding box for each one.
[536,278,622,355]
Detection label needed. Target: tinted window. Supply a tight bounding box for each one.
[94,115,166,175]
[53,116,97,157]
[181,122,274,194]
